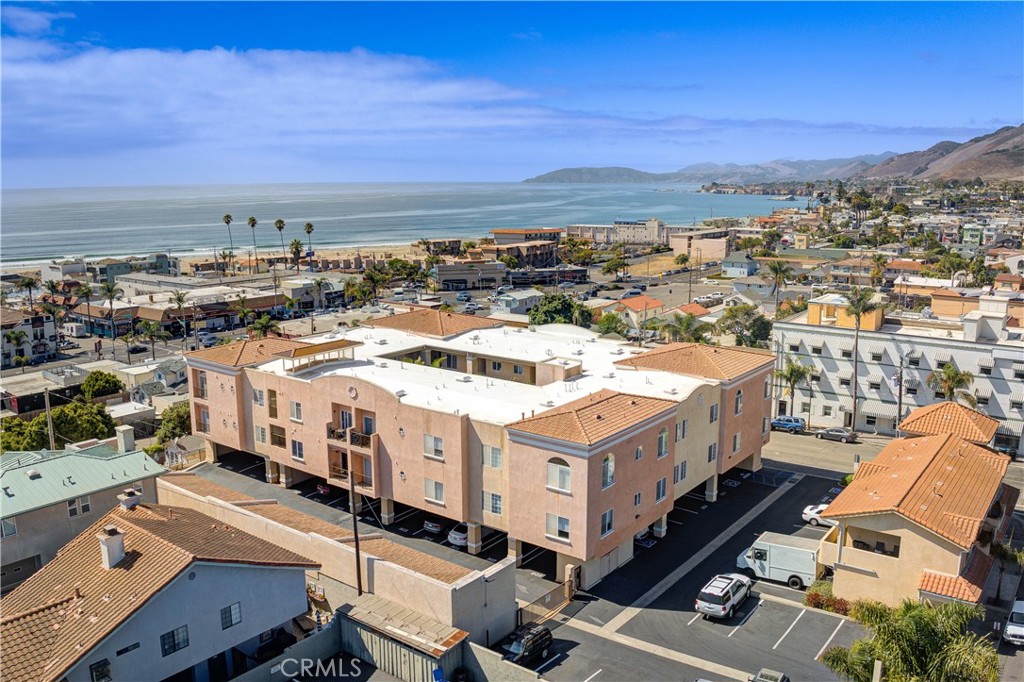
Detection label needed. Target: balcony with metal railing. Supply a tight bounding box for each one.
[326,425,348,442]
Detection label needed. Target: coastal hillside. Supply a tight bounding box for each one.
[855,125,1024,181]
[524,167,676,183]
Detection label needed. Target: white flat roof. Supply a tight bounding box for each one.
[257,323,712,425]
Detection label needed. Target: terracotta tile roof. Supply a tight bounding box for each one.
[614,342,774,380]
[0,504,317,682]
[995,273,1024,284]
[898,402,999,444]
[506,389,676,445]
[363,309,502,338]
[0,306,30,328]
[675,302,711,317]
[617,295,664,312]
[918,548,994,603]
[929,288,966,299]
[822,434,1013,549]
[887,260,924,271]
[186,337,309,367]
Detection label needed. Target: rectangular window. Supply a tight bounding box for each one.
[340,410,353,430]
[732,433,741,453]
[823,405,833,417]
[482,491,503,515]
[635,446,643,461]
[839,378,851,387]
[513,365,524,376]
[600,509,614,537]
[115,642,140,657]
[1,517,16,538]
[907,357,920,368]
[289,401,302,422]
[675,422,681,441]
[906,387,918,396]
[482,445,502,469]
[547,461,571,492]
[423,434,444,460]
[220,602,242,630]
[424,478,445,504]
[1010,400,1023,410]
[270,425,286,448]
[976,395,989,406]
[253,389,264,406]
[707,443,718,462]
[811,346,823,356]
[491,361,502,371]
[198,408,210,433]
[268,389,278,418]
[634,492,642,506]
[979,366,992,376]
[869,381,881,391]
[764,380,771,398]
[1015,370,1024,380]
[681,419,688,439]
[656,477,667,502]
[762,417,770,434]
[810,373,821,383]
[89,659,112,682]
[196,371,207,399]
[674,461,687,483]
[546,513,570,540]
[160,625,189,657]
[67,496,91,518]
[291,440,304,462]
[801,402,810,412]
[870,353,883,362]
[937,361,949,370]
[709,404,719,424]
[254,425,266,444]
[934,390,946,399]
[788,344,799,352]
[841,350,852,360]
[865,416,877,427]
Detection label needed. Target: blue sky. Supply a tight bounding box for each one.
[2,2,1021,188]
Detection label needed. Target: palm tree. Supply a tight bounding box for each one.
[362,267,389,300]
[289,238,305,269]
[16,276,39,310]
[869,253,889,287]
[247,216,259,274]
[169,290,189,350]
[274,219,287,269]
[222,214,235,272]
[220,249,235,276]
[282,295,300,319]
[303,223,315,271]
[763,260,794,314]
[310,277,329,308]
[926,363,977,407]
[247,314,281,339]
[229,294,254,330]
[657,313,712,343]
[844,287,878,433]
[774,356,810,418]
[73,285,93,335]
[5,329,29,369]
[135,320,171,361]
[42,279,62,302]
[343,278,370,307]
[99,281,124,361]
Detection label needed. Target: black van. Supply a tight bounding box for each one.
[501,624,553,666]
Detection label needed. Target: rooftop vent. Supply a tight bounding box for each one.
[457,376,473,383]
[395,390,407,398]
[376,339,388,345]
[541,400,555,407]
[26,469,41,480]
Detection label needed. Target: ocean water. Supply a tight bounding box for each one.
[0,183,794,265]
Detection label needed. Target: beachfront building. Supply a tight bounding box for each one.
[668,226,731,263]
[566,218,703,247]
[430,260,508,291]
[490,227,564,245]
[184,310,774,588]
[469,241,559,269]
[0,426,164,593]
[40,259,88,283]
[818,402,1018,607]
[1,306,58,370]
[772,292,1024,456]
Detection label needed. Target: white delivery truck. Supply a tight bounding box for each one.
[63,322,89,338]
[736,531,824,590]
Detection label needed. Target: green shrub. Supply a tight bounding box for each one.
[808,579,834,597]
[840,473,854,487]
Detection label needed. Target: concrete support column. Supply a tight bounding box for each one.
[203,439,218,463]
[652,513,669,538]
[467,522,482,555]
[279,465,294,488]
[705,473,719,503]
[380,498,395,525]
[264,459,280,485]
[508,537,523,567]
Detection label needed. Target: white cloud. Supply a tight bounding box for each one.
[1,6,74,35]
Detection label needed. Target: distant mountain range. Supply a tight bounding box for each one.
[523,124,1023,184]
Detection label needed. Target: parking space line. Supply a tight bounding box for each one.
[238,463,264,475]
[480,533,507,553]
[520,546,546,565]
[582,669,602,682]
[687,613,702,626]
[668,519,684,526]
[411,529,424,536]
[393,508,418,523]
[815,619,845,660]
[535,654,563,673]
[772,609,806,650]
[729,599,762,638]
[675,508,699,515]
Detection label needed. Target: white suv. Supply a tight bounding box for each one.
[695,573,752,619]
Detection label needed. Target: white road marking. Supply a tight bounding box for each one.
[535,655,562,673]
[238,463,264,475]
[520,546,546,565]
[480,533,508,552]
[815,620,845,660]
[729,599,763,637]
[583,669,603,682]
[393,508,418,522]
[410,528,424,536]
[668,519,685,526]
[773,609,806,650]
[587,615,605,625]
[687,613,702,626]
[676,508,699,515]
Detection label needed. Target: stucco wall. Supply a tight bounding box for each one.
[673,383,720,500]
[718,368,772,476]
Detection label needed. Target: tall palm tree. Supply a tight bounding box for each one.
[220,249,235,276]
[926,364,977,407]
[773,356,810,417]
[303,223,315,271]
[169,290,189,350]
[869,253,889,287]
[274,219,287,269]
[42,279,62,302]
[16,276,39,310]
[5,329,29,369]
[247,216,259,274]
[343,278,370,307]
[135,320,171,361]
[310,277,329,309]
[222,214,235,272]
[362,267,389,301]
[229,294,254,330]
[845,287,879,432]
[289,238,305,269]
[763,260,794,314]
[73,285,93,335]
[657,313,712,343]
[282,295,300,319]
[247,314,281,339]
[99,281,124,361]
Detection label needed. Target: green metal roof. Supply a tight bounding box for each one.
[0,446,166,518]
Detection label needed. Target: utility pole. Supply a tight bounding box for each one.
[893,354,906,436]
[347,462,363,596]
[44,388,56,450]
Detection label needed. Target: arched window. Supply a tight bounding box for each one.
[635,446,643,461]
[547,457,571,492]
[657,428,669,458]
[601,454,615,489]
[735,389,744,415]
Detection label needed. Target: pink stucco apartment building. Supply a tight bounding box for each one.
[184,310,774,588]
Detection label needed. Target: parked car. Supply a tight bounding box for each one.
[464,302,482,311]
[801,503,838,528]
[620,289,644,300]
[127,344,147,354]
[749,670,791,682]
[501,624,553,666]
[557,281,575,289]
[456,292,472,302]
[422,518,444,535]
[447,522,469,547]
[497,285,514,293]
[815,427,858,443]
[770,416,806,434]
[695,573,752,619]
[1003,600,1024,646]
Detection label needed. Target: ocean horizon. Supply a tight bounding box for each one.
[0,182,796,266]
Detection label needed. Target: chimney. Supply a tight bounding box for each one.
[115,425,135,453]
[97,525,125,569]
[117,489,141,510]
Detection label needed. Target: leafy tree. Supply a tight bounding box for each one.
[49,401,117,448]
[527,293,592,327]
[498,254,520,270]
[891,203,910,216]
[761,229,783,251]
[833,235,855,249]
[735,236,763,253]
[81,371,124,400]
[657,313,712,343]
[247,314,281,339]
[715,304,772,347]
[926,363,976,407]
[386,258,420,280]
[601,254,629,279]
[155,401,193,444]
[673,253,690,266]
[822,599,998,682]
[845,287,879,430]
[362,267,390,299]
[0,416,49,451]
[869,254,889,287]
[596,314,627,336]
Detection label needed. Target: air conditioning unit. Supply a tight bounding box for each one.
[376,339,388,345]
[541,400,555,407]
[457,376,473,383]
[395,390,407,398]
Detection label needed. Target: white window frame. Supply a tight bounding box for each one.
[601,454,615,489]
[732,433,741,454]
[823,405,833,417]
[482,444,502,469]
[764,379,771,398]
[424,478,445,504]
[734,390,743,416]
[253,389,264,406]
[634,492,642,506]
[423,434,445,460]
[547,458,571,492]
[546,513,570,541]
[291,440,304,462]
[289,401,303,423]
[600,509,614,538]
[657,429,669,458]
[513,364,524,376]
[68,496,91,518]
[482,490,503,515]
[254,425,267,444]
[707,443,718,463]
[220,602,242,630]
[1,517,16,538]
[635,446,643,461]
[674,461,687,483]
